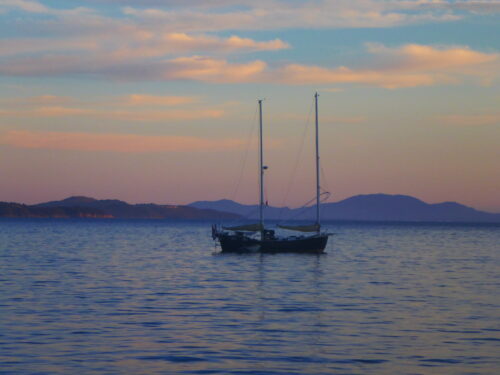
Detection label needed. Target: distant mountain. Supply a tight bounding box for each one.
[3,194,498,222]
[189,194,500,223]
[0,196,240,220]
[0,202,111,219]
[189,199,294,219]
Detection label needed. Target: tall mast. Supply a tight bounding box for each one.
[258,99,264,236]
[315,92,320,231]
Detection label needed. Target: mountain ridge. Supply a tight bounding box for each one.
[189,194,500,223]
[1,194,498,222]
[0,196,240,220]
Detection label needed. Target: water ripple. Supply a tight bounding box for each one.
[0,220,499,374]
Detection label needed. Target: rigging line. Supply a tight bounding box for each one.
[279,192,330,222]
[229,105,258,202]
[277,97,315,222]
[320,164,332,198]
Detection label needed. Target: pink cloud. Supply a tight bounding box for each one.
[0,130,245,153]
[99,109,224,122]
[1,0,48,13]
[124,94,196,106]
[438,113,500,126]
[277,44,498,88]
[161,56,268,83]
[0,43,496,88]
[0,95,73,106]
[277,64,438,88]
[163,33,289,52]
[0,106,224,121]
[0,32,287,60]
[367,43,498,71]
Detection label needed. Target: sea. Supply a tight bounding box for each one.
[0,219,499,375]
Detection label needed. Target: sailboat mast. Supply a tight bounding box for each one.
[258,99,264,235]
[315,92,320,231]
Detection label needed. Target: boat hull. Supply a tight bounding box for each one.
[260,234,329,254]
[216,232,329,254]
[218,233,261,253]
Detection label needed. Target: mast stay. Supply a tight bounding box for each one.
[277,92,324,234]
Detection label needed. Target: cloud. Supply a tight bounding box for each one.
[393,0,500,13]
[0,0,94,16]
[0,95,224,121]
[0,130,245,152]
[1,94,199,107]
[438,113,500,126]
[56,0,500,13]
[277,64,438,88]
[2,0,496,43]
[0,1,472,46]
[276,44,499,88]
[124,94,196,106]
[1,0,48,13]
[0,38,99,57]
[159,56,267,83]
[0,107,224,121]
[0,41,497,88]
[1,1,496,89]
[121,1,465,32]
[101,109,224,122]
[366,43,498,71]
[0,95,73,106]
[0,33,287,60]
[162,33,289,53]
[34,106,92,117]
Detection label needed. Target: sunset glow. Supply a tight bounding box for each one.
[0,0,499,211]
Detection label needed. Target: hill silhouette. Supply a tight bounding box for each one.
[0,196,240,220]
[189,194,500,223]
[2,194,498,222]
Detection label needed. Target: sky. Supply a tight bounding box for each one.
[0,0,499,212]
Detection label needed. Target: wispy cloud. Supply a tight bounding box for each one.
[366,43,498,71]
[121,1,465,31]
[2,0,497,39]
[276,44,499,88]
[1,0,48,13]
[0,1,498,88]
[0,95,73,106]
[1,44,496,88]
[123,94,196,106]
[0,130,246,152]
[392,1,500,13]
[159,56,268,83]
[0,94,223,121]
[0,107,224,121]
[438,113,500,126]
[0,33,287,59]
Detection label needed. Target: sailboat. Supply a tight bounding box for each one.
[212,93,330,253]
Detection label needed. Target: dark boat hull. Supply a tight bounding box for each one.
[260,234,329,254]
[216,232,329,254]
[218,233,261,253]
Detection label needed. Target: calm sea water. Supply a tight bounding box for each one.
[0,219,499,375]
